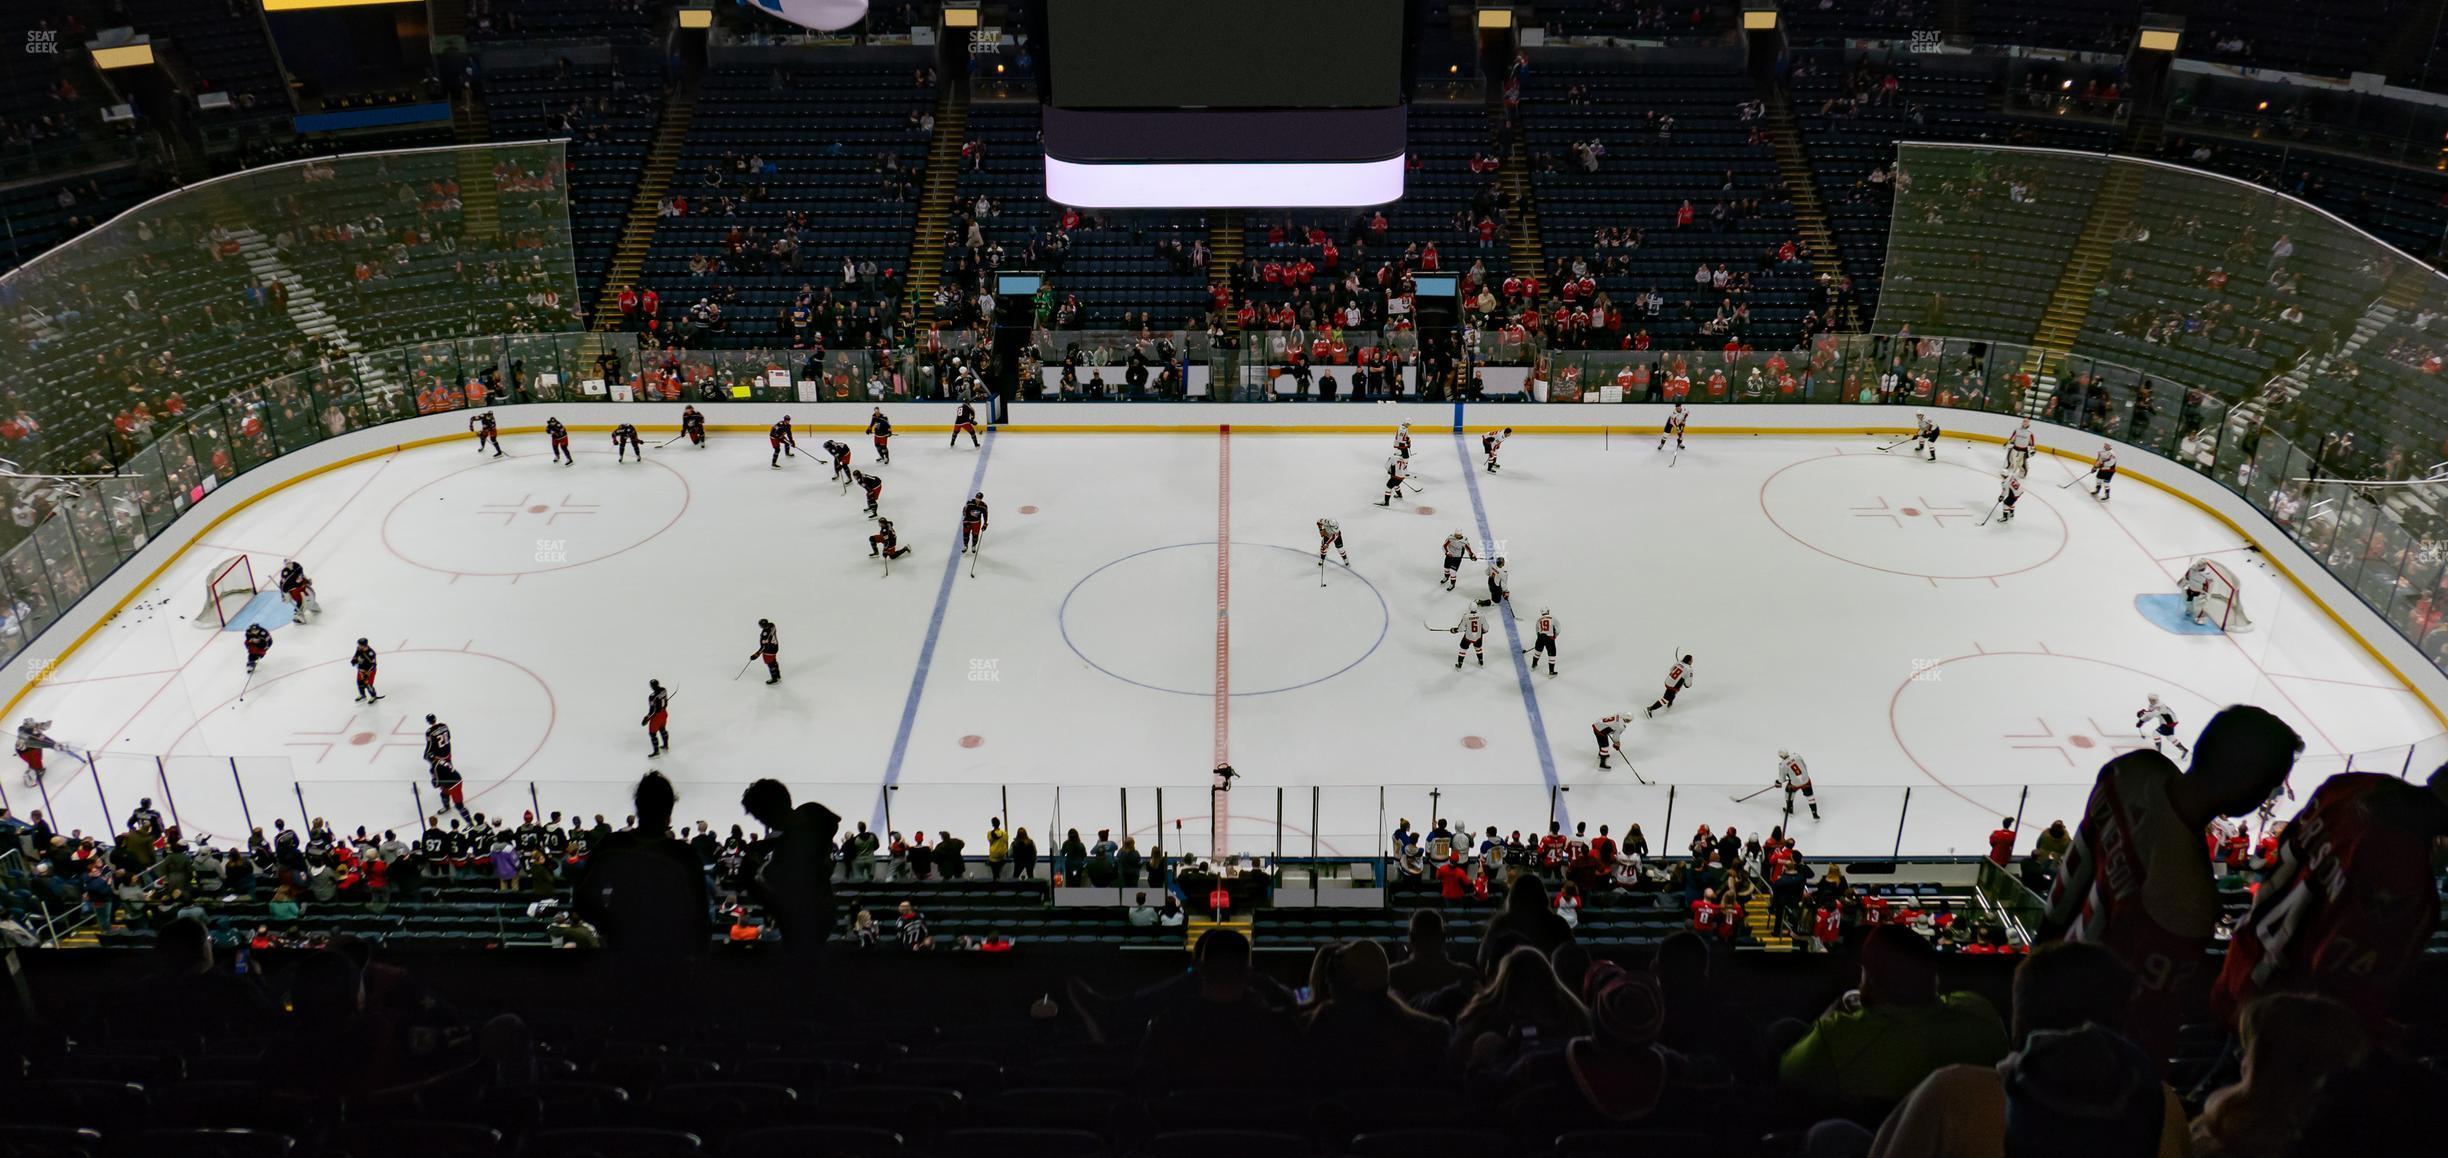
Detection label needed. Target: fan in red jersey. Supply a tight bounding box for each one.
[2210,765,2448,1034]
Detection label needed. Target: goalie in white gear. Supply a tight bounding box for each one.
[1592,710,1634,769]
[1379,454,1411,507]
[1776,749,1819,819]
[2135,693,2190,757]
[2181,560,2217,625]
[2005,418,2037,477]
[1450,606,1489,668]
[1526,608,1559,677]
[1439,531,1478,591]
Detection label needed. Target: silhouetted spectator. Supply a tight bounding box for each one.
[1302,939,1449,1083]
[572,772,711,961]
[1138,928,1297,1088]
[1389,908,1477,1002]
[740,778,841,951]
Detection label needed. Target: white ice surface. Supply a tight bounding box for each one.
[10,428,2438,860]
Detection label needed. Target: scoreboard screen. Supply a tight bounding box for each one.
[1034,0,1412,208]
[1044,0,1404,110]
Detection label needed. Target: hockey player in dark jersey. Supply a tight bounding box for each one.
[352,638,382,702]
[866,408,894,463]
[681,405,707,447]
[243,624,272,673]
[278,560,314,622]
[824,439,853,482]
[961,493,989,553]
[471,410,504,457]
[870,517,912,560]
[642,679,672,756]
[853,470,884,518]
[951,400,981,447]
[545,417,573,465]
[750,619,781,684]
[612,423,644,461]
[430,753,471,822]
[769,416,798,467]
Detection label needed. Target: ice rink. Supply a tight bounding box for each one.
[9,418,2442,861]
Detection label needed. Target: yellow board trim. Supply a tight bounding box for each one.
[10,425,2440,738]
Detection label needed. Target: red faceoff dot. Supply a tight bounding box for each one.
[1415,506,1436,515]
[2068,734,2096,748]
[1900,507,1921,517]
[350,732,375,745]
[1019,505,1039,514]
[959,735,984,748]
[1461,736,1486,749]
[529,504,549,513]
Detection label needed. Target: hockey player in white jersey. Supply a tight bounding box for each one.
[1480,427,1512,473]
[1912,412,1941,461]
[1392,422,1412,462]
[1449,606,1489,668]
[1525,608,1559,677]
[1592,710,1634,769]
[1775,750,1819,819]
[1379,454,1411,507]
[1481,557,1510,608]
[2135,693,2190,757]
[1316,517,1349,566]
[1646,654,1696,716]
[1996,472,2023,523]
[2005,418,2037,477]
[1439,531,1478,591]
[1659,405,1689,450]
[2090,445,2118,501]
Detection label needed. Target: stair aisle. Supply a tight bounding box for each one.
[903,83,971,327]
[588,81,698,331]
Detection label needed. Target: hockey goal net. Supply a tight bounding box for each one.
[2185,558,2254,632]
[195,556,257,629]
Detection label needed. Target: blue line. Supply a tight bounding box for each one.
[1451,430,1566,823]
[879,426,997,828]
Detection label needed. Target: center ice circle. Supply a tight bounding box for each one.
[1060,541,1389,696]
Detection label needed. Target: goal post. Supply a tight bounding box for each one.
[196,556,258,629]
[2185,557,2254,633]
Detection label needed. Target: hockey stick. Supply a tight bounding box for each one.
[2058,472,2088,489]
[969,536,981,579]
[1669,448,1681,469]
[1876,436,1913,452]
[1729,784,1776,803]
[1622,754,1652,786]
[1318,557,1327,587]
[734,656,757,681]
[237,666,258,704]
[657,431,686,448]
[1977,499,2002,527]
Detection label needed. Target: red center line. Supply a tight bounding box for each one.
[1213,426,1231,860]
